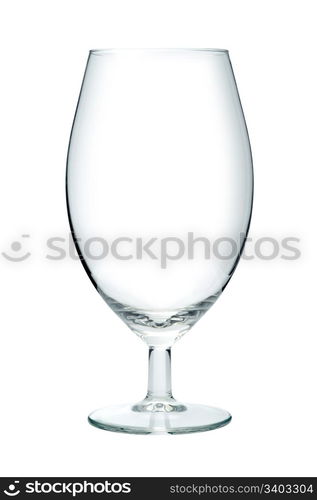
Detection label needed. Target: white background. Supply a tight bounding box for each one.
[0,0,316,477]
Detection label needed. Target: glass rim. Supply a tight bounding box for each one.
[89,48,229,56]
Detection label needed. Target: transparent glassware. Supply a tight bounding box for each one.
[66,48,253,434]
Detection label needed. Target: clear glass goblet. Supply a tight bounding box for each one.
[66,48,253,434]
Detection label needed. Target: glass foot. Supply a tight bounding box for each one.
[88,402,231,434]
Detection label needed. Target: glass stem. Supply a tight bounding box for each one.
[146,347,173,400]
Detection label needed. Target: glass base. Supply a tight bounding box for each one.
[88,401,231,435]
